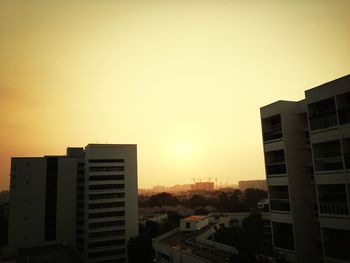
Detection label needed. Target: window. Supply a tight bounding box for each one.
[89,166,124,172]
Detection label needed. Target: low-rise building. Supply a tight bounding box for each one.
[153,212,271,263]
[153,220,236,263]
[180,216,209,232]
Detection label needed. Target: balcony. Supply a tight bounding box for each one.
[314,156,343,172]
[265,149,287,178]
[344,153,350,169]
[319,201,349,215]
[272,222,295,250]
[266,163,287,176]
[262,114,283,143]
[337,92,350,126]
[309,112,338,131]
[308,97,337,132]
[338,108,350,125]
[342,137,350,169]
[270,200,291,212]
[263,128,283,143]
[318,184,349,215]
[313,140,343,173]
[323,228,350,261]
[269,185,289,200]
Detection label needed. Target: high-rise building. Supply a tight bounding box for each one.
[8,144,138,263]
[261,75,350,263]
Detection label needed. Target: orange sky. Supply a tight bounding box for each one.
[1,0,350,190]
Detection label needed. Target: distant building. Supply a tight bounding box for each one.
[261,75,350,262]
[8,144,138,263]
[238,180,267,191]
[191,182,214,191]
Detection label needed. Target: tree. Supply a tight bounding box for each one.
[148,192,179,207]
[189,194,207,208]
[240,189,267,209]
[194,207,209,215]
[140,221,161,238]
[214,213,269,262]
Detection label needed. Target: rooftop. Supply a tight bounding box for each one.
[184,215,208,222]
[154,223,233,263]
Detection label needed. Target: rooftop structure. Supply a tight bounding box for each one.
[180,216,209,232]
[153,220,236,263]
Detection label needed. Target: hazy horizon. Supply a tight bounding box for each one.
[1,0,350,191]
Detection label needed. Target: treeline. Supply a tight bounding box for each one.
[139,188,267,213]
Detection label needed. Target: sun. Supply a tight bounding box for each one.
[174,141,192,158]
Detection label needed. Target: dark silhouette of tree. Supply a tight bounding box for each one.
[194,207,209,215]
[140,221,161,238]
[128,212,183,263]
[189,194,207,208]
[214,213,270,262]
[148,192,179,207]
[240,189,267,209]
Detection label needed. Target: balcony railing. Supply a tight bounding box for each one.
[314,156,343,172]
[338,108,350,125]
[270,199,291,212]
[269,192,289,200]
[263,128,283,142]
[309,112,338,131]
[324,242,350,261]
[319,201,349,215]
[266,163,287,176]
[344,153,350,169]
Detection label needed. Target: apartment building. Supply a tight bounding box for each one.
[261,75,350,263]
[8,144,138,263]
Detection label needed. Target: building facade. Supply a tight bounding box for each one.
[8,144,138,263]
[261,75,350,263]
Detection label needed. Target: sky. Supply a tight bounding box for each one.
[1,0,350,191]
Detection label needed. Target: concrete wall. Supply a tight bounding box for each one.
[9,158,46,247]
[56,158,77,246]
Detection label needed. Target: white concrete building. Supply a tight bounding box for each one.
[261,75,350,263]
[180,216,209,232]
[153,215,237,263]
[8,144,139,263]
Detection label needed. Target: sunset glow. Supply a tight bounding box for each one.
[1,0,350,190]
